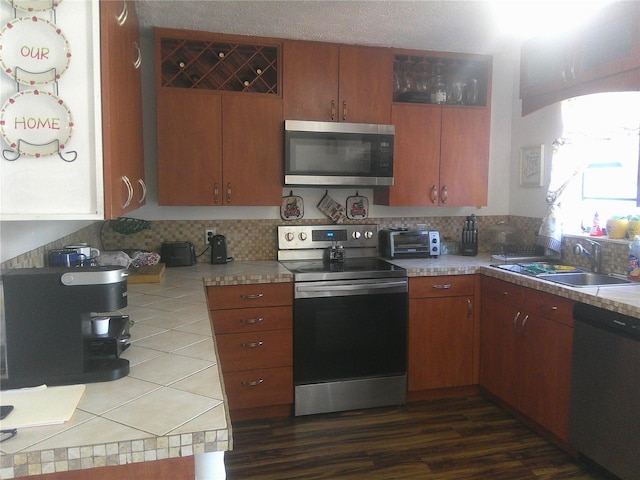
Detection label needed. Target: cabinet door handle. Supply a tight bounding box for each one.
[241,293,264,300]
[342,100,347,121]
[241,379,264,386]
[226,182,232,204]
[330,100,336,120]
[467,298,473,318]
[521,315,529,336]
[213,183,219,204]
[513,312,521,333]
[137,178,147,203]
[241,341,264,348]
[430,185,438,204]
[432,284,452,289]
[115,1,128,26]
[241,317,264,325]
[441,185,448,204]
[133,42,142,70]
[121,175,133,209]
[551,305,558,311]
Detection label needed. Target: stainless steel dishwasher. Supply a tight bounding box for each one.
[569,302,640,480]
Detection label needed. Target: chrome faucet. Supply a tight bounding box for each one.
[573,239,602,273]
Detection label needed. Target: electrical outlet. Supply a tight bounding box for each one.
[205,229,216,245]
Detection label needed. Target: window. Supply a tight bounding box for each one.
[556,92,640,234]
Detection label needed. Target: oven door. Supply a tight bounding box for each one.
[293,278,407,386]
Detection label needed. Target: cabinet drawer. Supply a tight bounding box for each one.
[410,275,475,298]
[216,329,292,372]
[207,283,292,310]
[481,276,523,306]
[523,289,575,327]
[210,306,291,334]
[224,366,293,410]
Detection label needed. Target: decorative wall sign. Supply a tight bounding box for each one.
[520,144,544,187]
[0,89,73,158]
[4,0,63,12]
[0,16,71,85]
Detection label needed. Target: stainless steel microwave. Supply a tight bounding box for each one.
[284,120,394,187]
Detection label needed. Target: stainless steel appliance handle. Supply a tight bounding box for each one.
[295,279,407,298]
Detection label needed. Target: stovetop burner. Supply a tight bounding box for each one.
[280,257,406,282]
[277,224,407,281]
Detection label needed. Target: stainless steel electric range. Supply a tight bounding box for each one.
[278,224,408,416]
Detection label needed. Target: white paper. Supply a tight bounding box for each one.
[0,384,85,429]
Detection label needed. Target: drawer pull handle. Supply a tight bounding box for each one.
[241,341,264,348]
[241,317,264,325]
[551,306,558,311]
[432,284,452,289]
[241,293,264,300]
[241,379,264,387]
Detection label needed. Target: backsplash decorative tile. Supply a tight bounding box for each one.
[8,216,629,276]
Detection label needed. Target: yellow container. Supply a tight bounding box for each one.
[629,220,640,238]
[606,218,628,239]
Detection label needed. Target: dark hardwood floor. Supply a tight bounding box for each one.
[225,396,610,479]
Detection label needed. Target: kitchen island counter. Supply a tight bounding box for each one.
[0,262,289,479]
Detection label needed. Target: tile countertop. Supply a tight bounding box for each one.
[0,262,291,479]
[1,257,637,478]
[390,254,640,318]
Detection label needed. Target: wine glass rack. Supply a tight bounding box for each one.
[160,37,278,94]
[393,54,489,106]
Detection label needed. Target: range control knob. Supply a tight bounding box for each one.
[298,232,308,241]
[285,232,295,242]
[363,230,374,239]
[352,231,361,240]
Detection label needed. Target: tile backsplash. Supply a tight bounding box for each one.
[3,215,631,276]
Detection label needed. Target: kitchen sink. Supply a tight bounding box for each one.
[536,272,632,287]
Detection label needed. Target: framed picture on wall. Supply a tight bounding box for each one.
[520,145,544,187]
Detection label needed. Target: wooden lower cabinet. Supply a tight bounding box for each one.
[20,457,195,480]
[207,283,293,420]
[479,276,575,442]
[408,275,478,398]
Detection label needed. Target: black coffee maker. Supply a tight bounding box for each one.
[1,266,130,390]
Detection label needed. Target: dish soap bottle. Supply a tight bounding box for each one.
[628,235,640,282]
[589,211,603,236]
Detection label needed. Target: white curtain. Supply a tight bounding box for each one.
[536,138,590,252]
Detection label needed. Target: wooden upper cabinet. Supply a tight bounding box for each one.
[520,1,640,115]
[374,103,440,206]
[374,104,490,207]
[439,107,490,207]
[155,29,283,207]
[221,95,283,206]
[101,0,146,218]
[283,40,393,123]
[156,90,223,206]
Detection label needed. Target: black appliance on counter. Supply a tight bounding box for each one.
[161,241,196,267]
[278,224,407,416]
[210,234,228,264]
[1,266,130,390]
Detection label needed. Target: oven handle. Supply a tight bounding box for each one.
[295,279,407,297]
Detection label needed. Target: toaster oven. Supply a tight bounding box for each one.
[379,230,440,259]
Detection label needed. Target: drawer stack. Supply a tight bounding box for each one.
[207,282,293,420]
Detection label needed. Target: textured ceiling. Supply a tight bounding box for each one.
[135,0,520,54]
